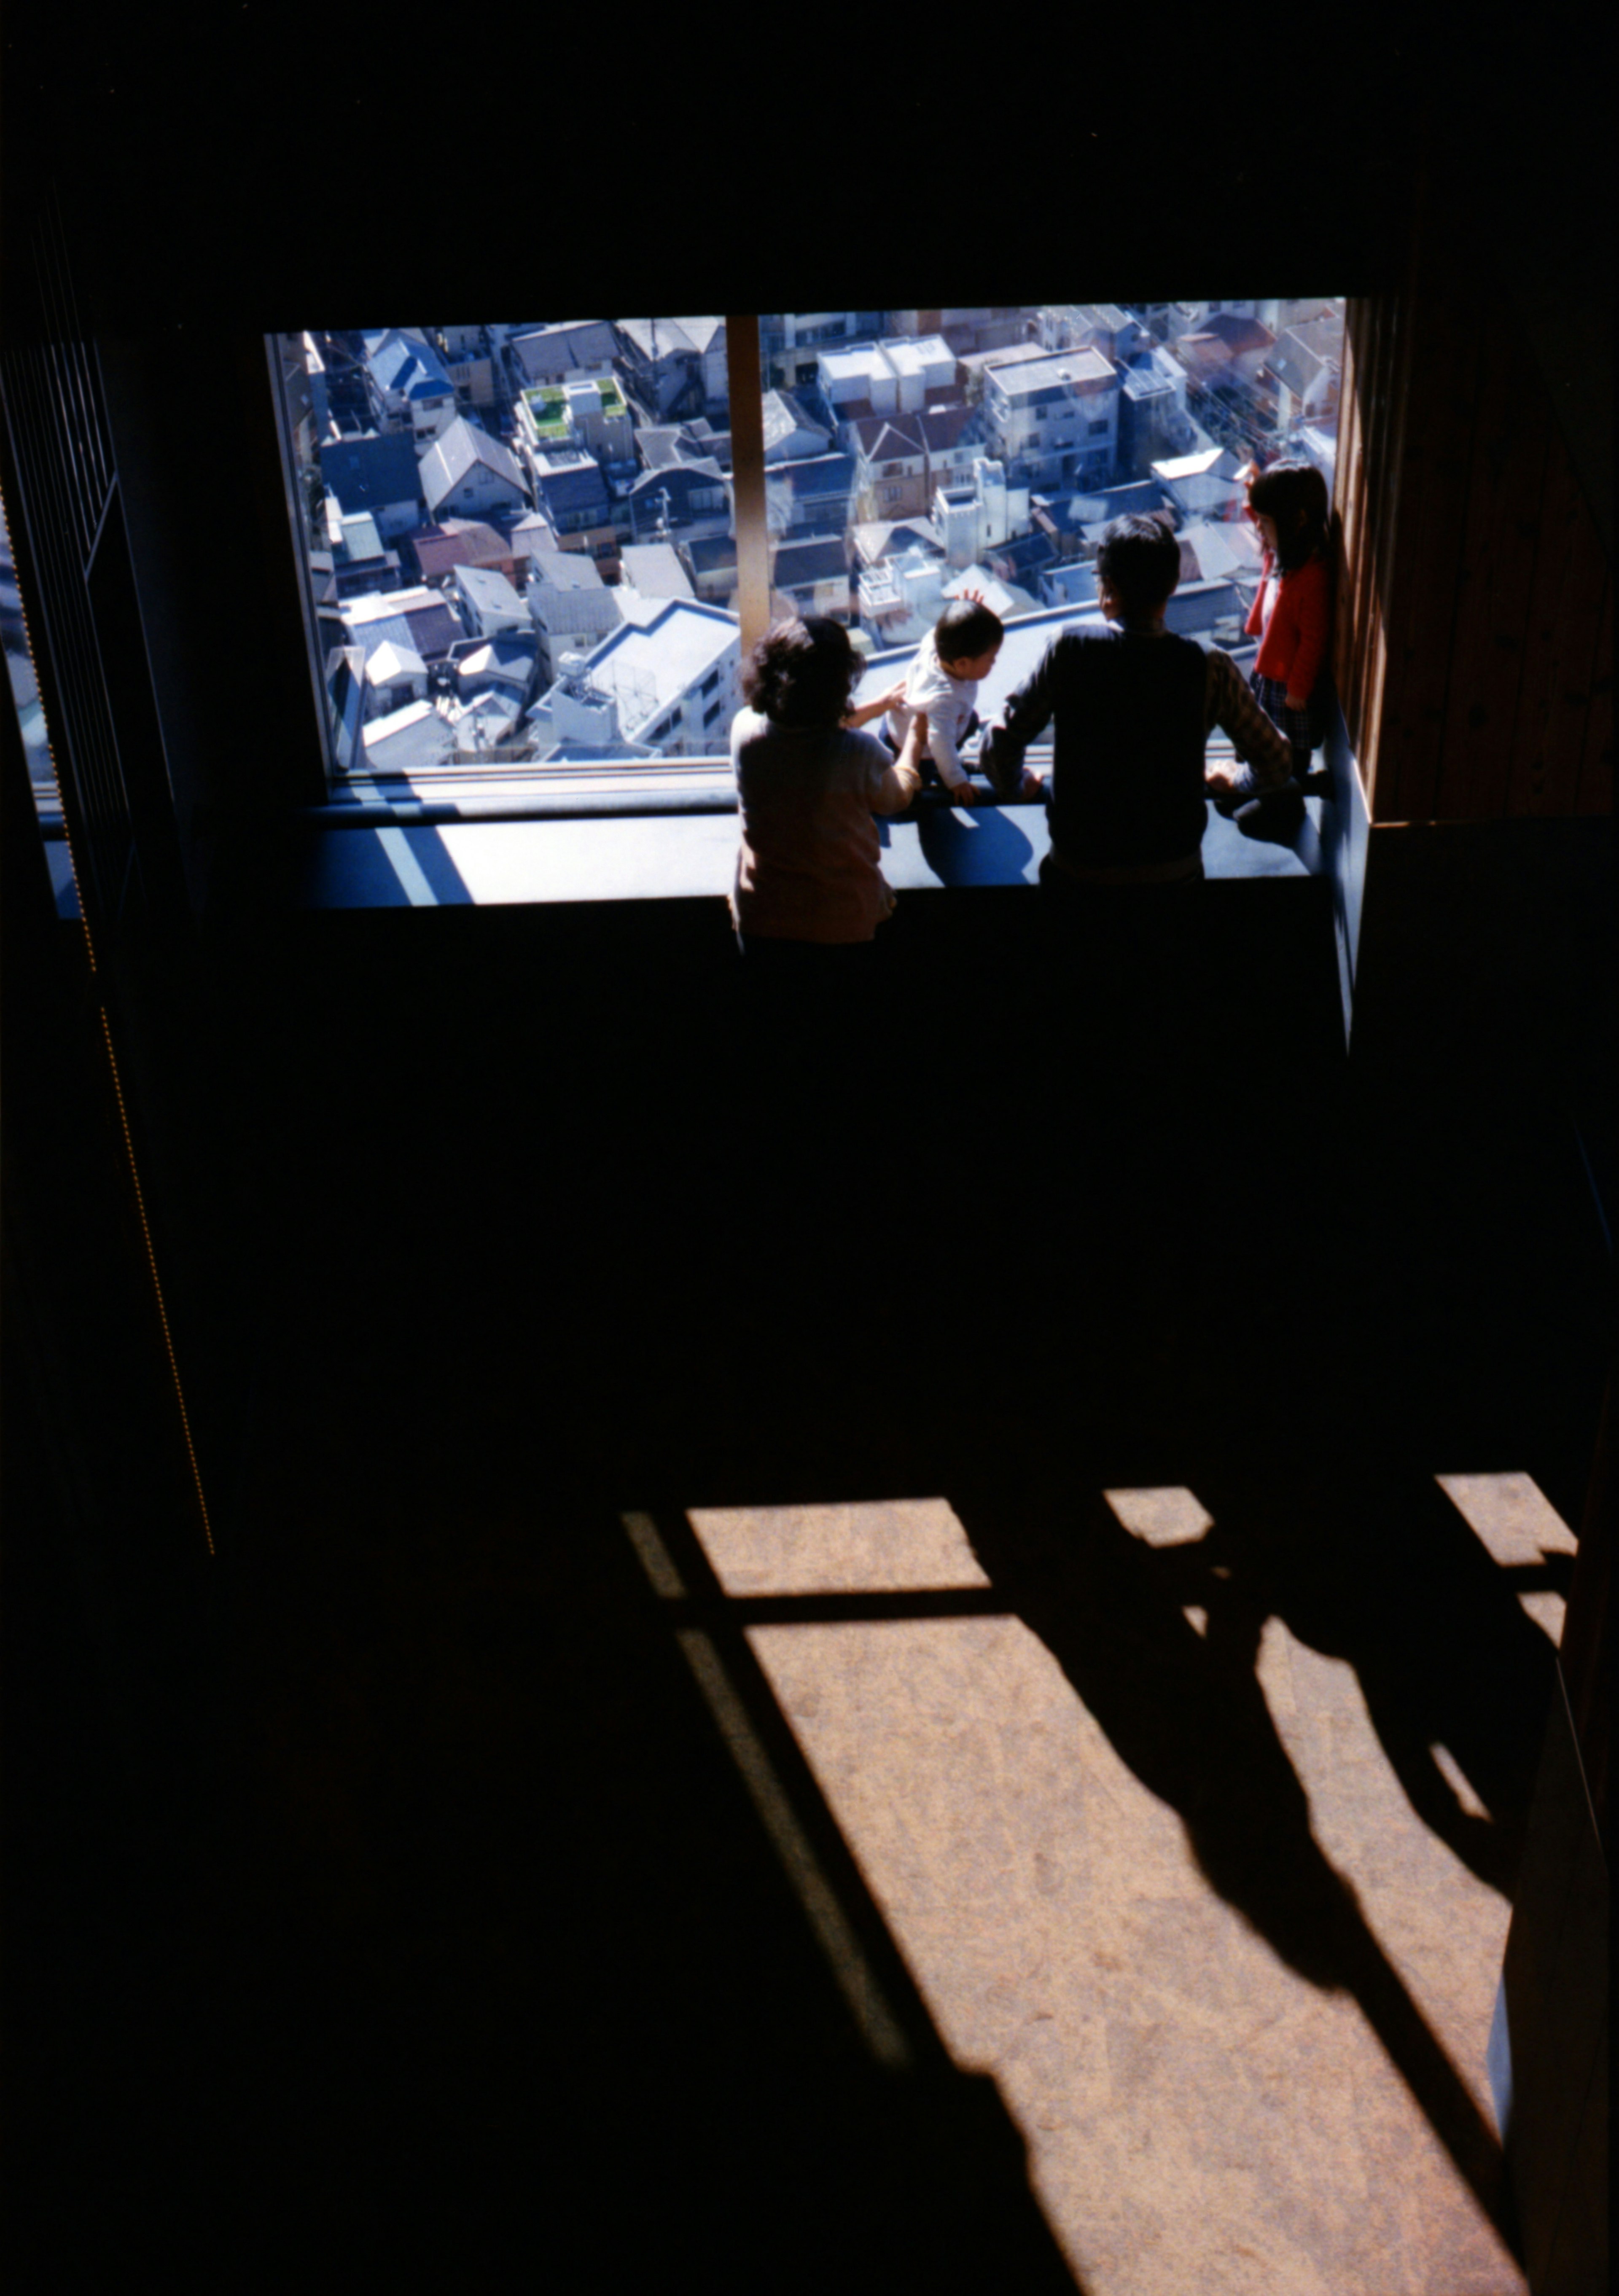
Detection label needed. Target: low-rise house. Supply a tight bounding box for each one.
[1036,305,1147,366]
[678,532,738,610]
[327,507,402,598]
[538,596,740,757]
[817,336,958,422]
[446,688,528,754]
[359,697,455,776]
[619,459,731,545]
[1036,478,1175,555]
[444,347,498,411]
[1150,444,1248,522]
[1264,314,1344,433]
[614,318,728,422]
[759,312,884,389]
[526,450,614,550]
[452,634,537,704]
[981,529,1059,591]
[317,430,423,540]
[764,450,857,540]
[420,418,530,522]
[340,583,463,667]
[515,377,635,466]
[762,390,834,465]
[452,563,528,640]
[932,457,1030,569]
[849,417,929,522]
[635,417,733,476]
[361,328,458,441]
[881,310,1025,357]
[1037,558,1101,610]
[617,544,695,605]
[361,637,428,718]
[1174,311,1277,393]
[769,535,850,621]
[849,515,942,570]
[526,549,623,680]
[1177,516,1265,591]
[849,399,984,521]
[981,347,1119,488]
[506,321,619,393]
[404,518,527,588]
[1117,346,1197,479]
[505,509,559,562]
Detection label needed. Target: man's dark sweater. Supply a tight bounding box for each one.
[982,625,1296,879]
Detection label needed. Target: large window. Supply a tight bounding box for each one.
[274,303,1343,802]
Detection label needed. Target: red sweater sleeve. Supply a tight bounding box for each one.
[1283,557,1331,699]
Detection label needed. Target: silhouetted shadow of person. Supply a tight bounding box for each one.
[1154,1463,1564,1900]
[944,1441,1519,2249]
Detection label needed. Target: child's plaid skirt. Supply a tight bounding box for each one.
[1250,671,1314,777]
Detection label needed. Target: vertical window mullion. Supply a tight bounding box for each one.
[725,315,769,656]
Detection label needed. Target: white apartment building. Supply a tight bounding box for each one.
[981,349,1118,484]
[817,336,958,418]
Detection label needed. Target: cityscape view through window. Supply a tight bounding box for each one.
[280,305,1343,791]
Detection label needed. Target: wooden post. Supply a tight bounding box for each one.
[725,315,770,661]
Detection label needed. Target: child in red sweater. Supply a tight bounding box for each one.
[1242,459,1332,783]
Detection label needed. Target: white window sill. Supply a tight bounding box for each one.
[288,796,1329,910]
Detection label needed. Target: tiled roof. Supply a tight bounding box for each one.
[761,390,831,456]
[530,456,610,519]
[849,517,943,565]
[615,317,724,362]
[361,702,454,774]
[317,430,421,514]
[455,638,535,688]
[454,565,524,612]
[619,544,694,600]
[420,418,527,514]
[854,419,925,464]
[527,548,604,591]
[337,512,385,562]
[1184,311,1275,356]
[772,536,847,587]
[914,405,978,451]
[508,322,619,381]
[405,522,519,581]
[364,638,426,686]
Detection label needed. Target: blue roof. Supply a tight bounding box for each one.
[363,329,453,402]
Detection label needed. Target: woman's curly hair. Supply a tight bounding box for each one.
[741,616,861,729]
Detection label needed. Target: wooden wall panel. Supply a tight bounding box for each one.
[1374,287,1476,822]
[1507,442,1609,816]
[1575,575,1612,815]
[1336,295,1407,813]
[1431,333,1551,820]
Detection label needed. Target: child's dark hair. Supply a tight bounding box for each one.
[741,615,861,728]
[1095,514,1181,620]
[1246,459,1330,572]
[935,597,1004,663]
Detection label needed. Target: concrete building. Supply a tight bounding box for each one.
[981,348,1119,488]
[525,549,623,681]
[539,596,739,756]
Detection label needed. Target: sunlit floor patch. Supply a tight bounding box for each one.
[689,1499,1527,2296]
[1436,1472,1579,1646]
